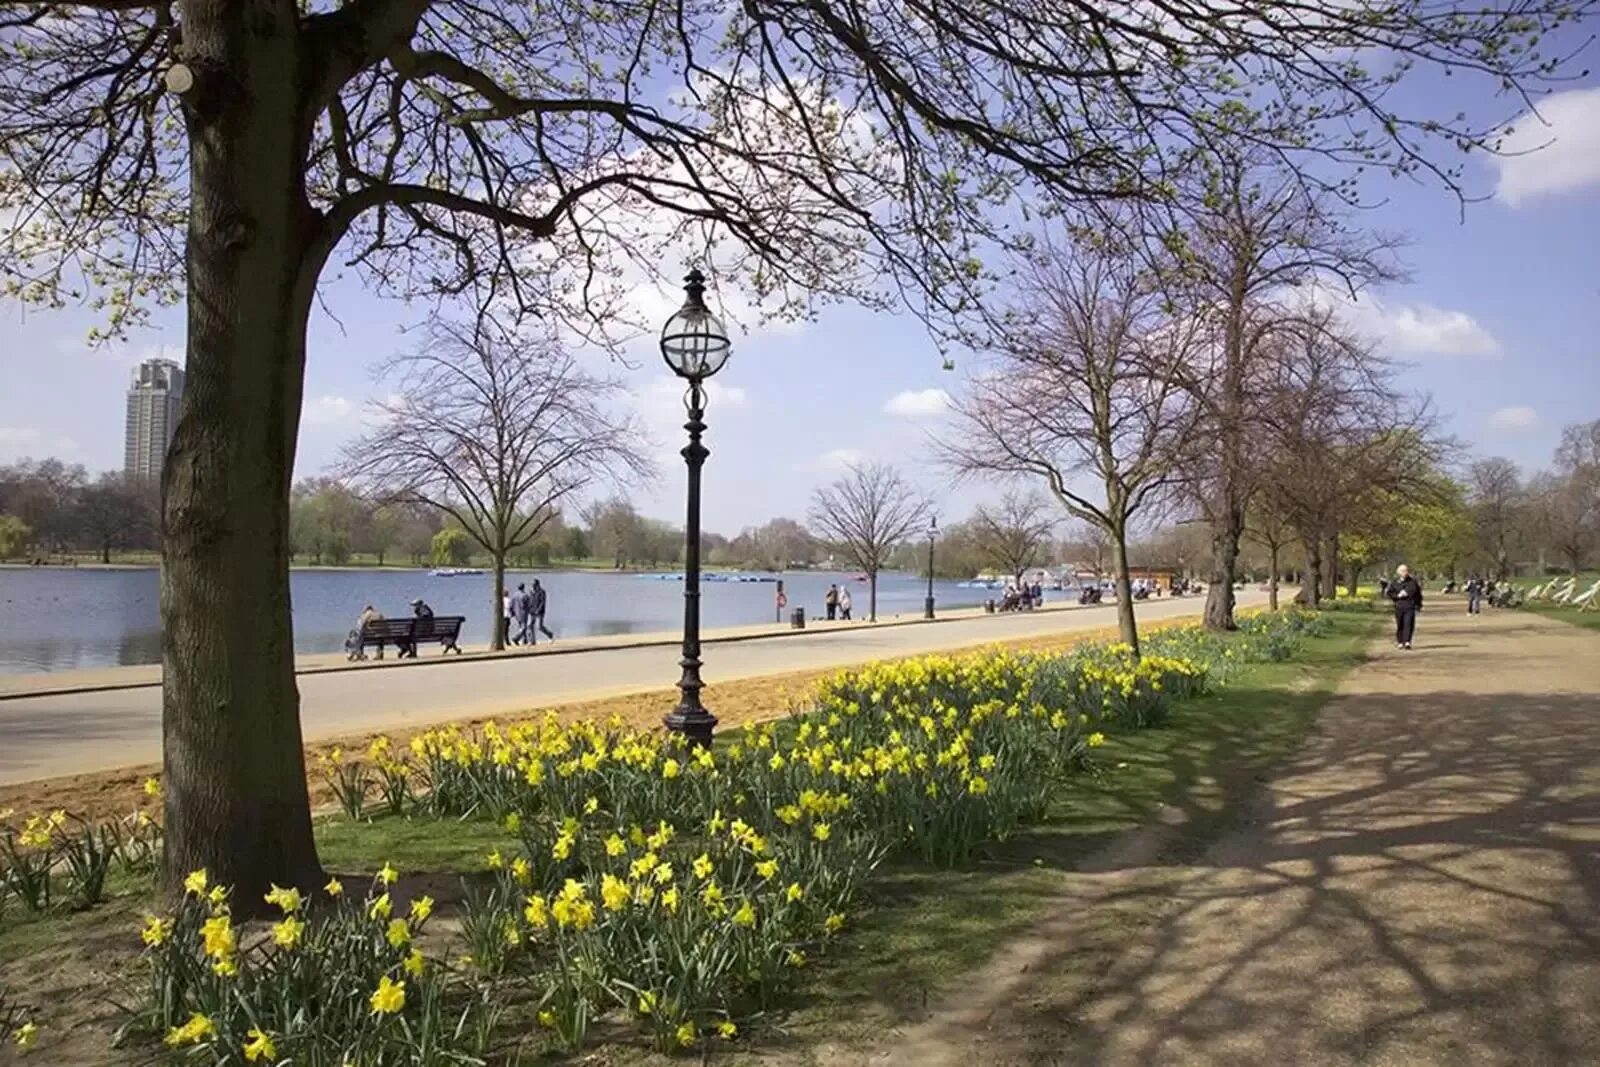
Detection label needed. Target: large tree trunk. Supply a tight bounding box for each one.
[1298,535,1323,608]
[160,3,322,908]
[868,569,878,622]
[1203,507,1242,630]
[1110,526,1140,656]
[1347,566,1360,597]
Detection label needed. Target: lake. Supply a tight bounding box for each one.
[0,566,1004,674]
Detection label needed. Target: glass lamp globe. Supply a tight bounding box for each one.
[660,269,731,381]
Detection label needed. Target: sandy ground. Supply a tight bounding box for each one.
[825,607,1600,1067]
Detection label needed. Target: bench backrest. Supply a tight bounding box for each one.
[411,615,464,639]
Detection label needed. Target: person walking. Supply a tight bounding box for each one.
[839,587,853,620]
[509,583,531,644]
[531,579,555,642]
[1385,564,1424,649]
[500,588,514,647]
[824,583,839,621]
[1465,575,1484,615]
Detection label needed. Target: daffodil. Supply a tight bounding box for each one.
[604,833,626,856]
[272,916,304,949]
[754,859,779,879]
[378,861,399,885]
[409,895,434,922]
[732,900,757,927]
[200,915,235,959]
[182,869,208,896]
[785,882,805,903]
[264,884,302,913]
[637,990,658,1016]
[164,1013,215,1047]
[825,912,846,933]
[143,777,161,798]
[324,876,344,897]
[675,1022,696,1047]
[242,1028,276,1062]
[140,915,172,947]
[386,918,411,947]
[369,975,406,1015]
[369,893,392,920]
[14,1021,38,1050]
[717,1020,738,1040]
[403,949,425,977]
[812,822,832,841]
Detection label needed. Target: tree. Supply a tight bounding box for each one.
[583,500,647,570]
[1531,472,1598,576]
[2,0,1577,904]
[1244,504,1294,611]
[0,458,89,554]
[943,233,1200,654]
[1155,150,1404,626]
[77,472,158,563]
[809,463,930,621]
[289,478,368,565]
[1251,310,1443,607]
[430,527,471,567]
[0,514,31,559]
[970,492,1057,584]
[1061,522,1112,577]
[341,319,649,649]
[1467,458,1526,579]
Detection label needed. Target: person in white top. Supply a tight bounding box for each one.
[839,587,853,620]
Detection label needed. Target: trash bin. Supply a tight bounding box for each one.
[790,608,806,629]
[985,599,996,614]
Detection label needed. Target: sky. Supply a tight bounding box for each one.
[2,66,1598,537]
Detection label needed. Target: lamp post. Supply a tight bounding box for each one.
[924,515,937,620]
[660,269,732,746]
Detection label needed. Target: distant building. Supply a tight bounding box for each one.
[124,358,185,480]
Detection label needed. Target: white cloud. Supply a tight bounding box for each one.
[1487,405,1539,432]
[302,395,354,426]
[1299,284,1501,358]
[1492,87,1600,208]
[797,447,864,475]
[884,388,951,418]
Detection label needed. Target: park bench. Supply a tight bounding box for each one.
[350,616,465,660]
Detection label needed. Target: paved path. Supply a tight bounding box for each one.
[0,592,1256,785]
[861,607,1600,1066]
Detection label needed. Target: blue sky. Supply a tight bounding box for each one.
[2,77,1597,536]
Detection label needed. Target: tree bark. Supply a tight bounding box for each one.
[1322,532,1340,601]
[868,569,878,622]
[1110,526,1140,656]
[1298,535,1323,608]
[160,0,322,907]
[1347,567,1360,597]
[1203,506,1242,630]
[491,553,506,650]
[1268,542,1280,612]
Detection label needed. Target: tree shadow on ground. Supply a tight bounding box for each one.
[899,685,1600,1067]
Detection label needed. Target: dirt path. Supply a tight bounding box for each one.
[832,608,1600,1067]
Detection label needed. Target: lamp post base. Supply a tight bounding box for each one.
[924,596,935,620]
[663,703,718,748]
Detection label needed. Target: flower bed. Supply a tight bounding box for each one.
[5,611,1331,1062]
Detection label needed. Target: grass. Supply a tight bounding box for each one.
[0,610,1378,1064]
[1518,599,1600,634]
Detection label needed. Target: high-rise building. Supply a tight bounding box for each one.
[124,358,185,480]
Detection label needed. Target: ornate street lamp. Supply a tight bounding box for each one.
[660,269,732,745]
[924,515,938,620]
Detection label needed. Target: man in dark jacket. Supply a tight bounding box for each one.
[1465,576,1485,615]
[1385,564,1424,649]
[530,579,555,642]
